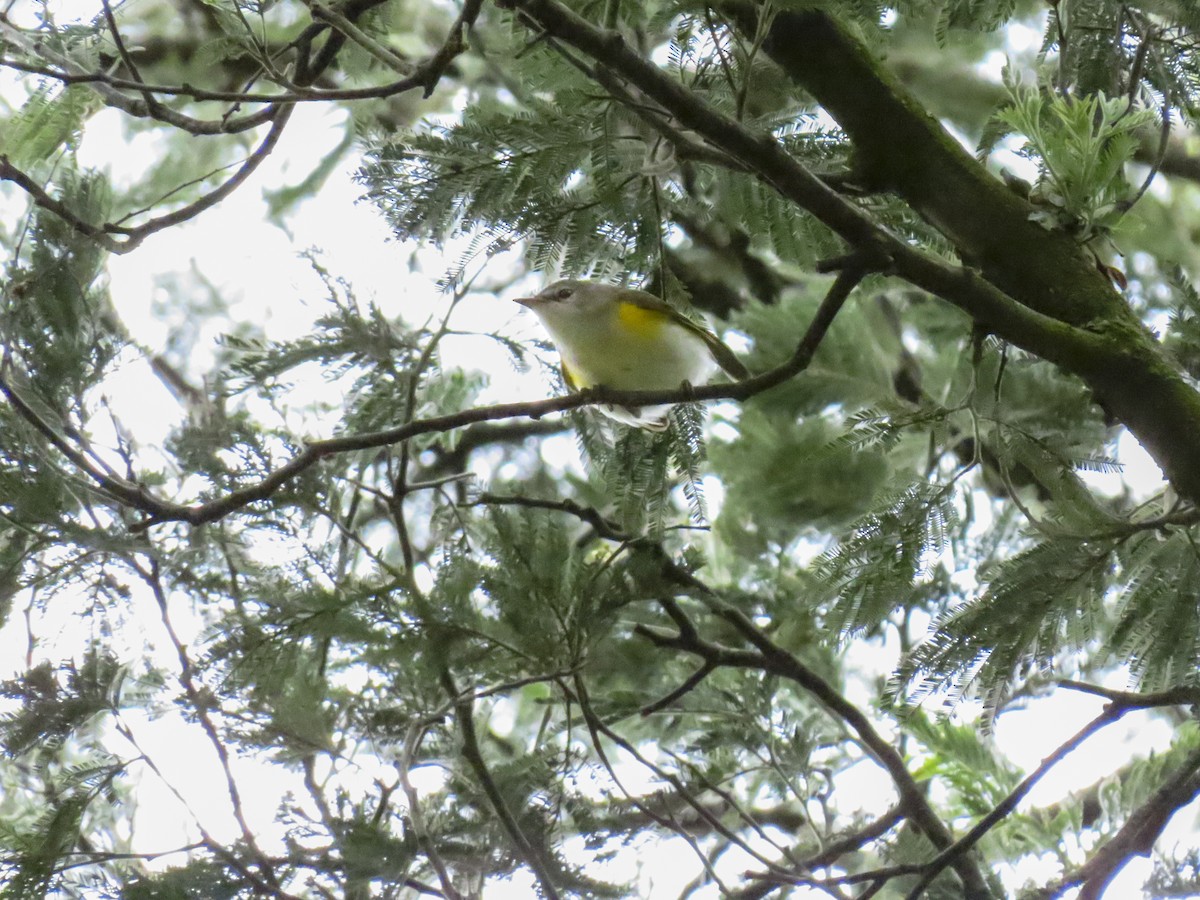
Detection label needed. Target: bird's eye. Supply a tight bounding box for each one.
[555,287,573,300]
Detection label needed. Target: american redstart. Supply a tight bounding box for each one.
[514,279,748,430]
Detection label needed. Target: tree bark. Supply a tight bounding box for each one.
[729,6,1200,503]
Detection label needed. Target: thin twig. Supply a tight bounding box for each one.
[471,493,627,540]
[398,720,463,900]
[0,261,866,530]
[0,0,478,130]
[309,1,414,74]
[1037,744,1200,900]
[129,555,290,895]
[98,0,164,118]
[637,557,991,897]
[392,285,469,575]
[734,806,904,900]
[0,157,127,253]
[0,104,292,253]
[113,716,294,897]
[439,668,562,900]
[0,56,456,106]
[562,674,754,890]
[638,659,717,716]
[0,0,481,246]
[901,703,1127,899]
[1056,680,1200,708]
[56,842,207,872]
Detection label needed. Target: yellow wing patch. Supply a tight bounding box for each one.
[616,290,750,380]
[616,301,671,339]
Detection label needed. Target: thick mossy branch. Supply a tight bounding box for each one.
[732,6,1110,324]
[505,0,1200,501]
[703,3,1200,503]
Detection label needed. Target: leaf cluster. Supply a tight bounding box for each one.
[6,0,1200,897]
[988,86,1156,238]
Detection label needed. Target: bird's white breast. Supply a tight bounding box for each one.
[534,301,715,391]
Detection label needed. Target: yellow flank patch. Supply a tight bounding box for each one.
[560,359,581,390]
[616,301,671,339]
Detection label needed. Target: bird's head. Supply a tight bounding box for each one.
[513,280,617,318]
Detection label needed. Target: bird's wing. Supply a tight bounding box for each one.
[619,288,750,381]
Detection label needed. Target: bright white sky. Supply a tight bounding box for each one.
[0,4,1197,897]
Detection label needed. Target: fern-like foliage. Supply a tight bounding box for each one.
[0,85,99,170]
[1042,0,1200,122]
[901,533,1115,717]
[2,166,116,407]
[362,89,665,283]
[1110,532,1200,690]
[932,0,1021,43]
[815,480,960,637]
[1163,266,1200,380]
[988,86,1156,238]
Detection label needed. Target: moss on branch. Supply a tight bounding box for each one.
[718,4,1200,504]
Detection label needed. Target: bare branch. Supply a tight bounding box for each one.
[0,157,128,254]
[472,493,627,541]
[0,0,480,116]
[308,1,414,75]
[128,554,295,896]
[638,557,991,897]
[0,0,481,247]
[116,105,293,248]
[638,659,718,716]
[561,673,786,887]
[0,15,276,135]
[0,261,865,529]
[0,104,292,253]
[734,805,905,899]
[98,0,165,118]
[1056,680,1200,708]
[398,721,464,900]
[113,718,288,895]
[901,704,1128,899]
[440,668,562,900]
[1037,744,1200,899]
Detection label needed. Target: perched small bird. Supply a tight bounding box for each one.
[513,279,749,430]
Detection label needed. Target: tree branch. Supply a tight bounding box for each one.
[501,0,1200,507]
[418,418,569,482]
[560,673,786,885]
[472,493,626,541]
[1037,744,1200,899]
[901,703,1128,899]
[0,104,292,253]
[733,804,905,899]
[637,658,718,717]
[633,567,991,897]
[0,0,479,116]
[440,668,562,900]
[0,260,863,529]
[398,721,463,900]
[0,14,276,135]
[0,0,481,246]
[1056,680,1200,709]
[0,157,127,254]
[128,553,296,897]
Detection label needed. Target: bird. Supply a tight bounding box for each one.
[513,279,749,430]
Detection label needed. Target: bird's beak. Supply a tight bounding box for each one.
[513,296,535,308]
